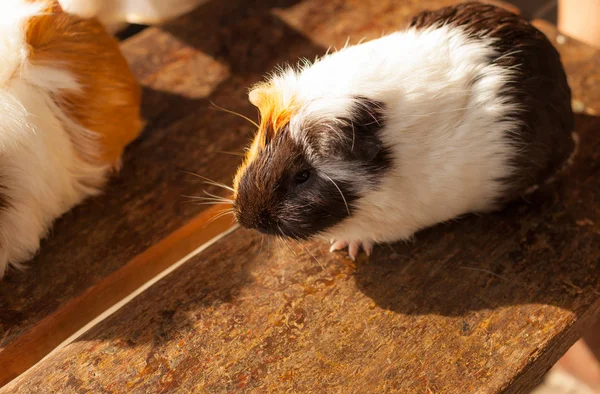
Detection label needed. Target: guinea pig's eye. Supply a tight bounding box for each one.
[294,170,311,185]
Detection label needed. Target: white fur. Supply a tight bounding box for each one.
[0,0,109,276]
[264,25,521,246]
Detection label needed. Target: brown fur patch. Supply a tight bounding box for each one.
[234,82,298,192]
[249,82,297,145]
[409,2,575,201]
[25,0,142,167]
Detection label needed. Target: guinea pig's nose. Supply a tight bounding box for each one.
[256,209,272,231]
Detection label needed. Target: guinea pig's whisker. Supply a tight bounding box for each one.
[322,173,350,216]
[278,235,298,258]
[257,234,266,258]
[274,237,288,260]
[209,101,260,129]
[186,197,229,203]
[182,199,217,205]
[182,171,236,193]
[204,208,234,227]
[181,195,234,206]
[350,120,356,152]
[296,238,326,271]
[277,225,300,257]
[195,200,232,205]
[203,181,235,193]
[205,212,232,226]
[193,201,230,206]
[203,190,234,202]
[182,194,230,202]
[215,150,245,157]
[284,227,326,272]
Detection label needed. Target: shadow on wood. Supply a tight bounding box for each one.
[356,119,600,317]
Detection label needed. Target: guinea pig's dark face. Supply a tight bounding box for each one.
[233,130,356,239]
[233,96,391,240]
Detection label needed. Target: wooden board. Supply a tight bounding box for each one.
[0,205,237,387]
[6,130,600,392]
[5,4,600,393]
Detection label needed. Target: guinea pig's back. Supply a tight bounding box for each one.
[409,2,575,203]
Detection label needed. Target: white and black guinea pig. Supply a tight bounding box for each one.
[232,2,576,260]
[0,0,142,276]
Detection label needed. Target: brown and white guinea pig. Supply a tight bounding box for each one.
[231,2,576,260]
[0,0,142,276]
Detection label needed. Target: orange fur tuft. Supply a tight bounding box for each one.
[25,0,142,166]
[233,82,298,192]
[250,82,297,147]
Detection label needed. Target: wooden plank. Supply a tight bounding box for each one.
[0,205,235,387]
[6,6,600,393]
[6,121,600,392]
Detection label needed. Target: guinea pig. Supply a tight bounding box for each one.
[0,0,142,276]
[231,2,576,260]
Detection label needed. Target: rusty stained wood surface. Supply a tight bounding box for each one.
[6,149,600,394]
[0,205,237,387]
[4,1,600,393]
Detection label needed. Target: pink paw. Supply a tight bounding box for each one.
[329,239,373,261]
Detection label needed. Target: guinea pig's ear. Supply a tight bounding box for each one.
[248,83,271,108]
[343,96,386,162]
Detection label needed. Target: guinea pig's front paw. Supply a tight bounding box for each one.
[329,239,373,261]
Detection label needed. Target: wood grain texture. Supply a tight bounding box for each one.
[6,6,600,393]
[3,0,600,391]
[0,205,235,387]
[6,113,600,391]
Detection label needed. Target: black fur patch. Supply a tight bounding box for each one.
[234,97,391,239]
[304,96,392,175]
[234,130,358,239]
[409,2,575,203]
[343,96,393,175]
